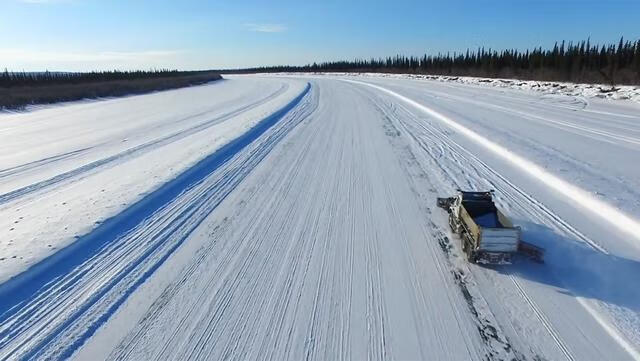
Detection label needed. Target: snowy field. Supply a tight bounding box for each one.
[1,74,640,360]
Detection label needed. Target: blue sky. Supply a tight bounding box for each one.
[1,0,639,71]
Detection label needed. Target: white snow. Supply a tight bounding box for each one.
[346,78,640,245]
[307,72,640,103]
[0,77,308,282]
[1,74,639,361]
[344,77,640,359]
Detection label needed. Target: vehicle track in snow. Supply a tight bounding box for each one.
[75,78,491,361]
[1,75,639,361]
[351,81,636,360]
[0,83,312,361]
[364,90,569,360]
[415,87,640,147]
[380,78,640,144]
[509,276,574,361]
[0,83,289,207]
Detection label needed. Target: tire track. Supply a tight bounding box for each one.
[0,83,289,206]
[99,78,486,361]
[0,83,313,361]
[355,77,640,360]
[361,85,580,360]
[510,276,575,361]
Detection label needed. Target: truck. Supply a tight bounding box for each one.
[437,190,543,265]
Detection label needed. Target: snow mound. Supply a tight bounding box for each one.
[362,73,640,103]
[282,72,640,103]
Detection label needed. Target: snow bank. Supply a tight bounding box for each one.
[280,72,640,103]
[382,74,640,103]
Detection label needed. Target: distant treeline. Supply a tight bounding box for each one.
[0,69,214,88]
[233,37,640,85]
[1,70,222,109]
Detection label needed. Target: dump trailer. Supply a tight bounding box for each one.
[437,190,543,264]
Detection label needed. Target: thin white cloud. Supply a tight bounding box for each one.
[18,0,72,3]
[243,23,287,33]
[0,49,186,71]
[0,49,182,62]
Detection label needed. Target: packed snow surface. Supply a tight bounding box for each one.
[0,77,307,282]
[1,74,640,360]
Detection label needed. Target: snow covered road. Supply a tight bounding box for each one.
[1,74,639,360]
[0,77,307,282]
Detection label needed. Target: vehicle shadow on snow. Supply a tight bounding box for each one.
[495,221,640,313]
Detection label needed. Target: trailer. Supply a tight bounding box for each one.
[437,190,543,264]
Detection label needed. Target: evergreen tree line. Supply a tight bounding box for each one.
[0,69,211,88]
[238,37,640,85]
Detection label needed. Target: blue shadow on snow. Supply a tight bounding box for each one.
[0,82,311,319]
